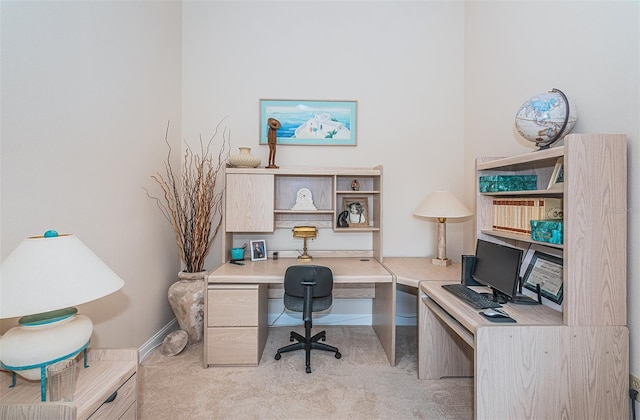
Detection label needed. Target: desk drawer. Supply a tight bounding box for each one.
[208,285,260,327]
[88,373,136,419]
[207,327,259,365]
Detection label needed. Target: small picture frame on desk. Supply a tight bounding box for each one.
[522,251,563,304]
[250,240,267,261]
[342,196,368,227]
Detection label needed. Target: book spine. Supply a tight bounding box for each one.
[492,197,563,235]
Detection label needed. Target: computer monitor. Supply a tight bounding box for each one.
[471,239,523,302]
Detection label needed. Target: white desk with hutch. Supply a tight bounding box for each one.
[417,134,629,419]
[203,166,397,367]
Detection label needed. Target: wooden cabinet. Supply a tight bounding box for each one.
[222,166,383,261]
[476,133,627,327]
[225,173,274,232]
[0,348,138,419]
[205,284,268,366]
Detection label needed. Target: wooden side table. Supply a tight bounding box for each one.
[0,348,138,419]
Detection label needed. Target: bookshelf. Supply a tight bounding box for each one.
[471,134,629,417]
[476,133,627,326]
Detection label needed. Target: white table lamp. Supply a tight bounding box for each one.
[414,191,473,266]
[0,230,124,400]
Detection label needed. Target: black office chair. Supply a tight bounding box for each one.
[274,265,341,373]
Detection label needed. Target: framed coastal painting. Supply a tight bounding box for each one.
[259,99,357,146]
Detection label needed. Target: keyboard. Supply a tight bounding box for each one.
[441,283,503,309]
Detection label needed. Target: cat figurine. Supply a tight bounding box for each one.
[337,210,349,228]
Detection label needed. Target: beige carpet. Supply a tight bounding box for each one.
[139,326,473,419]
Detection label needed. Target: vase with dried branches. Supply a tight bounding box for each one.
[147,120,230,345]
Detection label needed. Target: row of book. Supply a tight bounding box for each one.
[492,197,563,235]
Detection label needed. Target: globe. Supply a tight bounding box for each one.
[515,89,578,149]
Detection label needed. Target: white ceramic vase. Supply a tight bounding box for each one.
[229,147,261,168]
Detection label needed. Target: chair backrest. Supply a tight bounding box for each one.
[284,265,333,298]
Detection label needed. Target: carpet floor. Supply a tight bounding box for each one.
[138,325,473,419]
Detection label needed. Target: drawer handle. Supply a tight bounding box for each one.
[104,391,118,403]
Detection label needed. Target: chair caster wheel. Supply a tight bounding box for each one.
[335,351,342,359]
[306,366,311,373]
[275,353,281,360]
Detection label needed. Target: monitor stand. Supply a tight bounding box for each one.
[480,290,509,304]
[512,283,542,305]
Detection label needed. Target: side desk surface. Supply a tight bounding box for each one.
[421,281,563,336]
[382,257,461,288]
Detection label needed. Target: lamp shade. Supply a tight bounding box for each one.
[0,233,125,319]
[413,190,473,219]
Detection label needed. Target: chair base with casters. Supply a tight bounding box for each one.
[274,319,342,373]
[274,265,341,373]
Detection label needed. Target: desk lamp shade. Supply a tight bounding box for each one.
[414,191,473,266]
[0,231,124,381]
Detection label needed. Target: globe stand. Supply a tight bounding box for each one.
[535,88,571,151]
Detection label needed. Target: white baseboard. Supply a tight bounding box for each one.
[141,295,418,361]
[138,318,179,362]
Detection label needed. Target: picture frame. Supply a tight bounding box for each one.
[522,250,564,304]
[342,196,369,227]
[547,157,564,190]
[259,99,357,146]
[250,239,267,262]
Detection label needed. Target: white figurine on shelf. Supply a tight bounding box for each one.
[291,188,317,211]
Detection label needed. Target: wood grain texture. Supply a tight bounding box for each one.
[372,280,396,366]
[207,286,260,326]
[88,375,136,419]
[225,173,274,232]
[206,327,260,366]
[419,297,473,380]
[0,403,76,419]
[0,348,137,420]
[383,258,460,288]
[206,257,392,284]
[563,134,627,326]
[475,326,628,419]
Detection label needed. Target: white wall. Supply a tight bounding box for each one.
[463,0,640,380]
[0,1,183,348]
[182,1,468,271]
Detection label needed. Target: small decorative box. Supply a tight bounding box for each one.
[530,219,563,244]
[479,175,537,192]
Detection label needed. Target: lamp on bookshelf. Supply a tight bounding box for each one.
[0,230,125,400]
[414,191,473,266]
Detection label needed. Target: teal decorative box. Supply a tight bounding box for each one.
[479,175,537,192]
[530,219,563,244]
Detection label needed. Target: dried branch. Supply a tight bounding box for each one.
[145,119,230,272]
